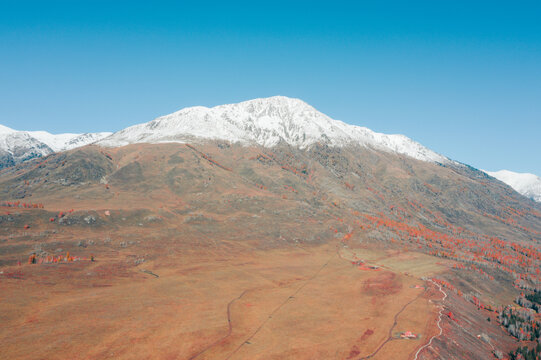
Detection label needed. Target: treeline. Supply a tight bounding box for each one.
[1,201,44,209]
[353,199,541,290]
[516,291,541,313]
[508,342,541,360]
[498,306,540,341]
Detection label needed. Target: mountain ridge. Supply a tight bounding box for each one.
[0,125,111,168]
[98,96,450,164]
[3,96,539,207]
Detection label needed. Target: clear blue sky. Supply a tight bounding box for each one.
[1,1,540,174]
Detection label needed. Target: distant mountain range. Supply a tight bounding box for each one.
[484,170,541,202]
[1,96,539,202]
[0,124,111,169]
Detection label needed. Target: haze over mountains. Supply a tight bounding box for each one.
[0,96,539,202]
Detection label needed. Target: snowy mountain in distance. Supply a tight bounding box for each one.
[28,131,112,152]
[484,170,541,202]
[0,124,111,168]
[99,96,449,164]
[0,128,53,168]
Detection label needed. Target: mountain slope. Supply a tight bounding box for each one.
[99,96,449,164]
[485,169,541,202]
[1,124,540,360]
[0,125,111,168]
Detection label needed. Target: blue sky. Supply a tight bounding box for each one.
[1,1,540,174]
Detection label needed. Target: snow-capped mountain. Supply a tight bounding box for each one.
[484,170,541,202]
[0,125,111,168]
[99,96,449,163]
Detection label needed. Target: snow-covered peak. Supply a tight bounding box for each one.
[99,96,449,163]
[484,170,541,202]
